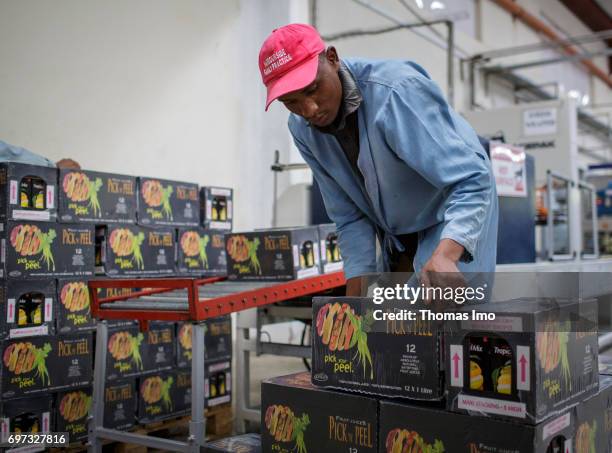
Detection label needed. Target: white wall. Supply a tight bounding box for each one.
[0,0,302,230]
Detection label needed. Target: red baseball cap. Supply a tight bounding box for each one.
[259,23,325,111]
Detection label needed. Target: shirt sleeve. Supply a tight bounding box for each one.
[290,129,377,279]
[380,76,494,261]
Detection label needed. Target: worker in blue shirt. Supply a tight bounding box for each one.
[0,139,80,169]
[258,24,498,296]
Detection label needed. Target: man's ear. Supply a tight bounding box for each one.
[325,46,340,69]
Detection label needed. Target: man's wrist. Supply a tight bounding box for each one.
[433,238,465,263]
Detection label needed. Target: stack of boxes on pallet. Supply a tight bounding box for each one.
[262,295,610,452]
[0,161,238,448]
[0,162,95,449]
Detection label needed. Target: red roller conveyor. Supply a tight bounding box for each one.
[89,272,346,324]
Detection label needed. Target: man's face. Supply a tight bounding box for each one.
[278,48,342,127]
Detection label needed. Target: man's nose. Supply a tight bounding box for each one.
[300,98,318,120]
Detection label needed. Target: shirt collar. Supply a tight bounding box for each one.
[312,60,362,132]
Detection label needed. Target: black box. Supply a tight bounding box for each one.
[58,169,137,224]
[96,224,176,276]
[0,162,57,222]
[173,359,232,414]
[311,297,443,400]
[177,228,226,276]
[52,333,93,390]
[176,316,232,368]
[225,227,320,281]
[104,379,137,430]
[55,386,92,443]
[136,370,178,423]
[1,333,92,398]
[379,396,604,453]
[200,186,233,231]
[601,375,612,451]
[137,177,199,227]
[202,433,261,453]
[574,381,609,453]
[205,359,232,408]
[0,395,52,438]
[1,336,55,397]
[141,322,175,374]
[445,298,599,424]
[0,279,56,339]
[317,224,343,274]
[1,222,94,279]
[56,279,95,333]
[105,325,145,380]
[262,372,377,453]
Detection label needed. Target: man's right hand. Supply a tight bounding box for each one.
[346,276,366,297]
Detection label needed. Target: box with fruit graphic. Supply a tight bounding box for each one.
[173,359,232,414]
[0,162,57,222]
[177,228,227,276]
[262,372,377,453]
[104,379,137,430]
[56,279,94,333]
[141,321,175,374]
[1,333,92,398]
[317,223,343,274]
[0,395,52,444]
[380,396,603,453]
[601,375,612,452]
[176,316,232,368]
[136,371,177,423]
[51,333,93,390]
[105,325,145,381]
[311,297,444,400]
[202,433,261,453]
[55,386,92,443]
[137,177,199,227]
[225,227,320,281]
[96,224,176,276]
[0,279,56,340]
[1,222,95,279]
[200,186,233,231]
[445,298,599,424]
[1,336,55,397]
[572,381,609,453]
[58,169,137,224]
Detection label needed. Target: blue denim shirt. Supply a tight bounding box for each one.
[0,140,55,167]
[289,58,498,279]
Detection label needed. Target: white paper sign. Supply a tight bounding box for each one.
[491,143,527,198]
[523,108,557,136]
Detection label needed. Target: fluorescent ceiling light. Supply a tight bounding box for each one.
[415,0,424,9]
[430,1,445,10]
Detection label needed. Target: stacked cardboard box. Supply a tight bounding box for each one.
[0,162,97,450]
[0,162,238,448]
[262,296,605,452]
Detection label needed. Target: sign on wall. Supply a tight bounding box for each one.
[523,107,557,136]
[491,143,527,198]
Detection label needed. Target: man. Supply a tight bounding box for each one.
[0,139,81,169]
[259,24,498,296]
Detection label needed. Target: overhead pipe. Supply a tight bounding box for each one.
[491,0,612,88]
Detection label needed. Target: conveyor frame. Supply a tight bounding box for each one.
[86,272,345,452]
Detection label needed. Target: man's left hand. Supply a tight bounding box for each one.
[421,239,467,298]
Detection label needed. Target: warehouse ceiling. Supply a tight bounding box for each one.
[560,0,612,73]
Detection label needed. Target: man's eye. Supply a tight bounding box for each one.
[306,84,318,95]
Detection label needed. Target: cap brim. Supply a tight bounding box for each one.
[265,53,319,111]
